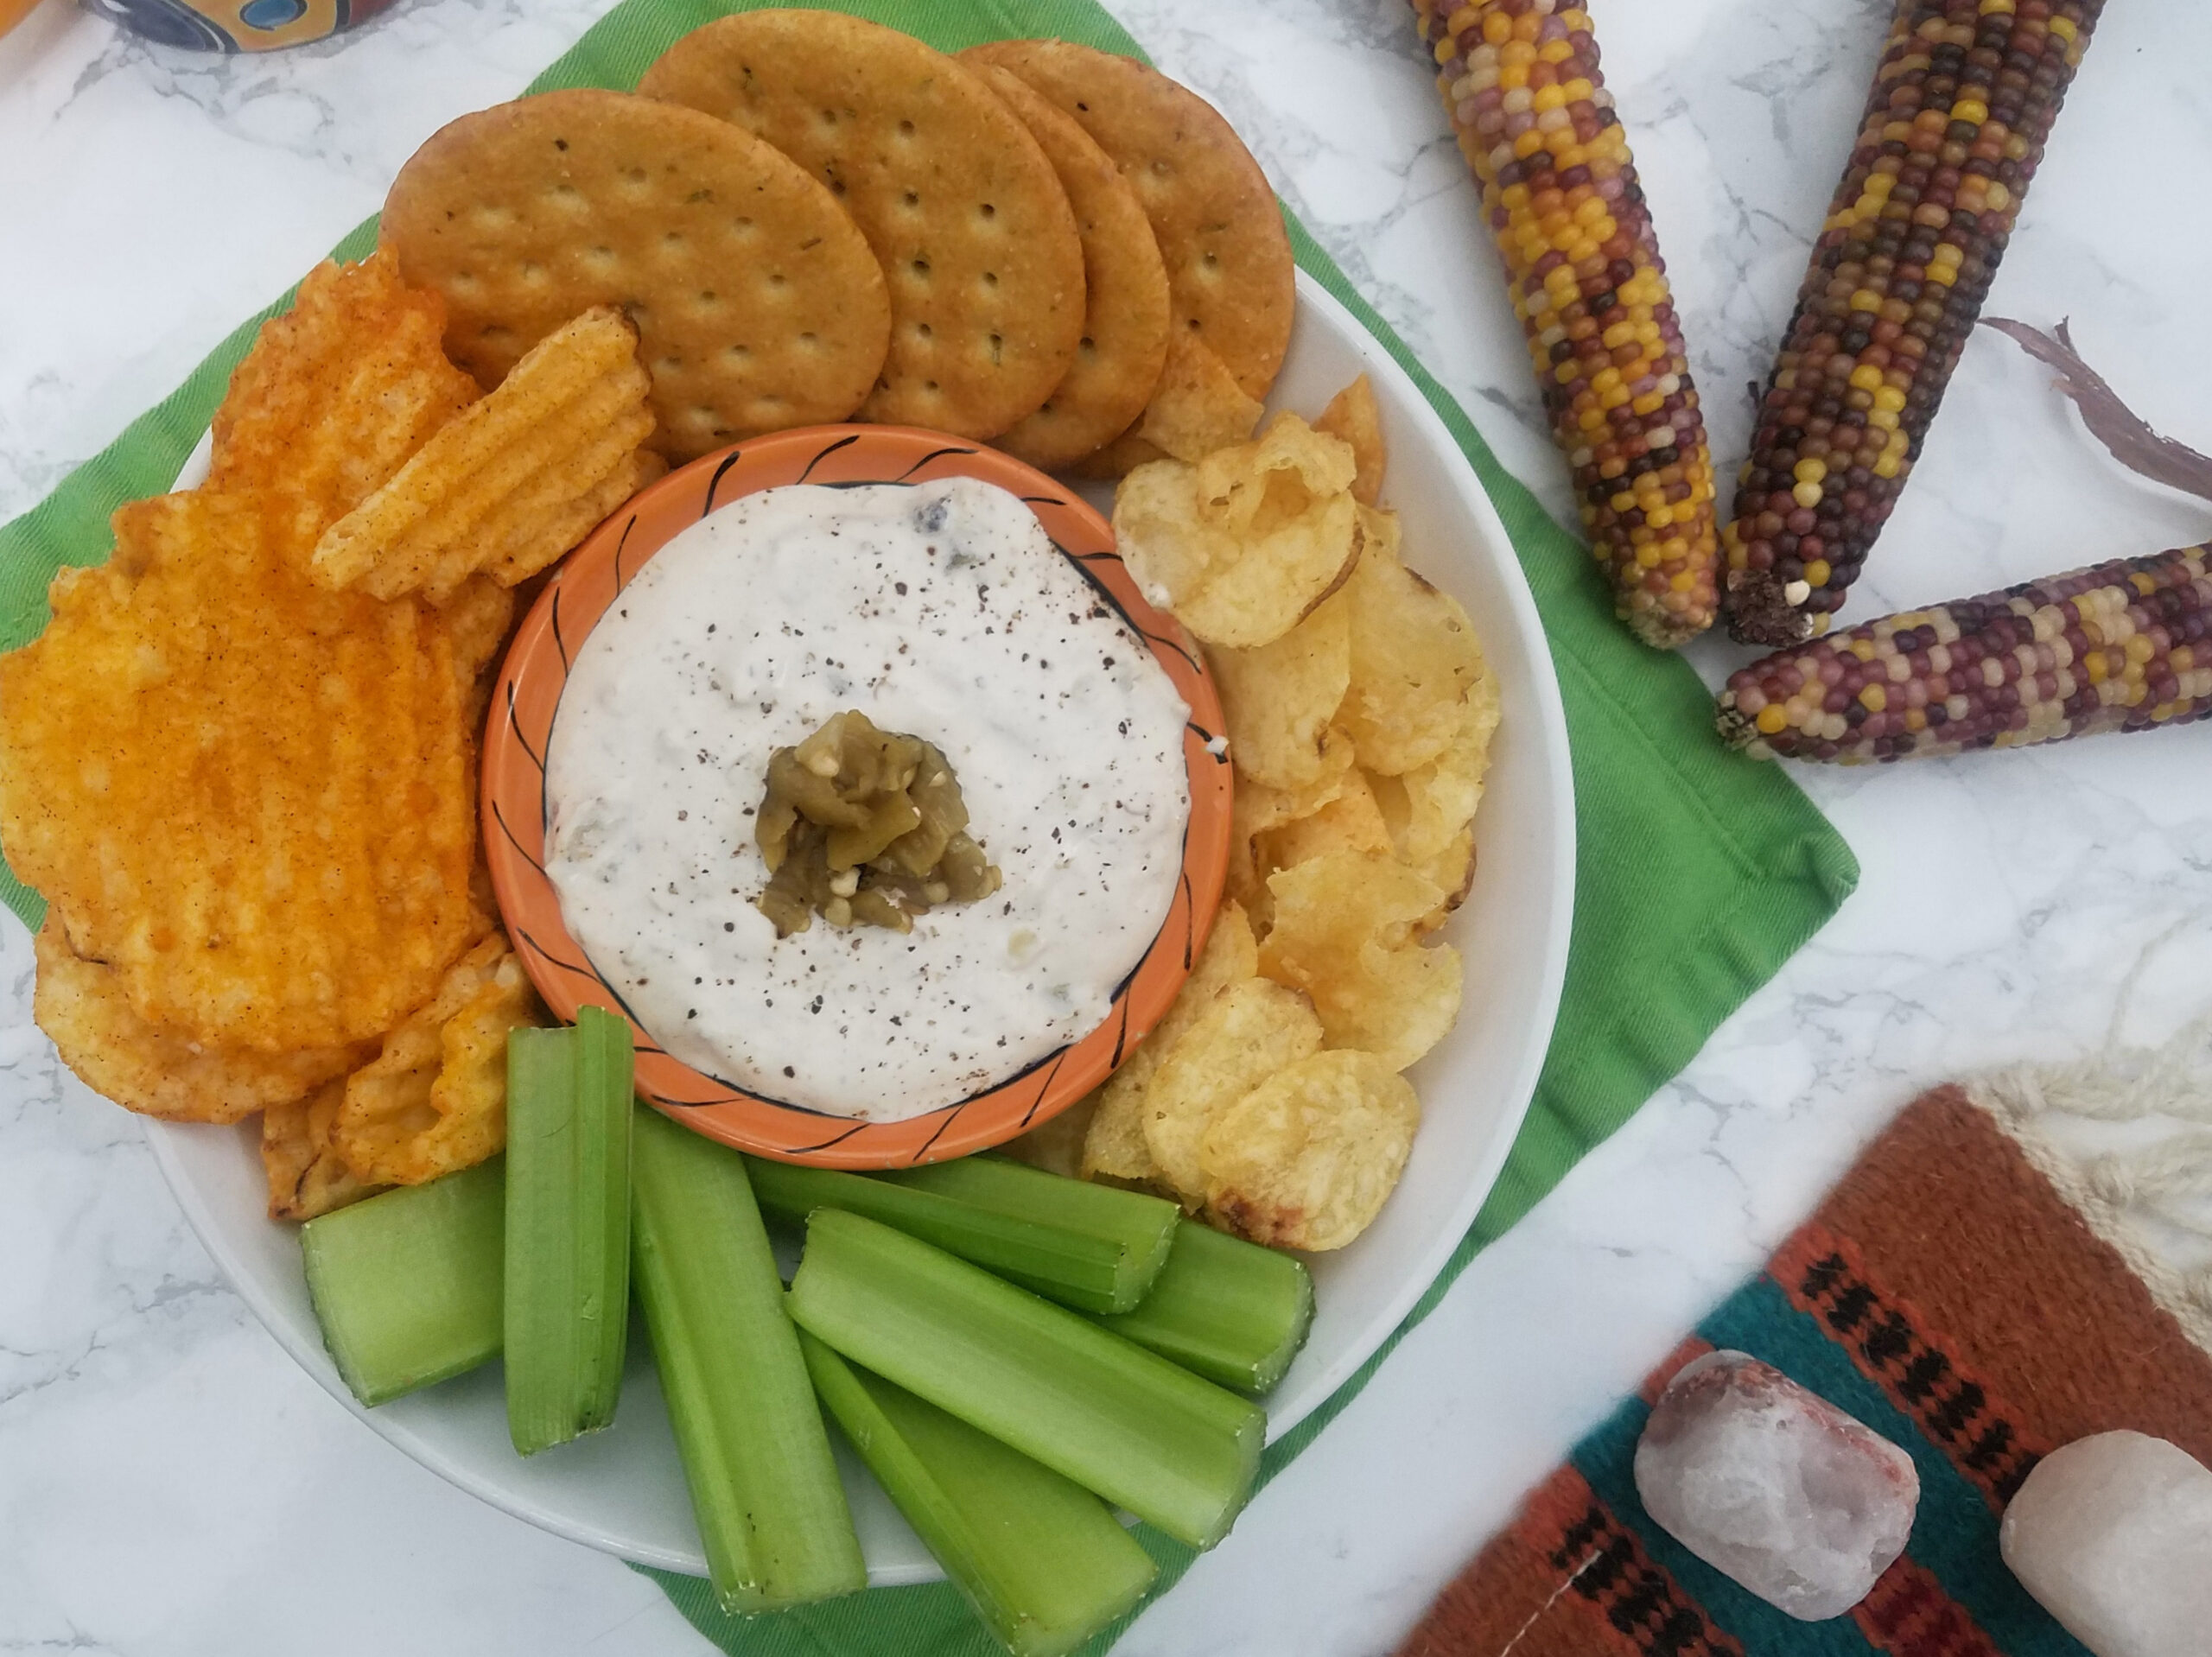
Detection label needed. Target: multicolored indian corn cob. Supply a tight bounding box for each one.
[1720,0,2104,647]
[1717,545,2212,763]
[1413,0,1719,649]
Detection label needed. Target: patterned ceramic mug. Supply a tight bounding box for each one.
[77,0,394,51]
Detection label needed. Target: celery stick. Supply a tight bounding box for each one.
[799,1332,1154,1657]
[747,1156,1172,1314]
[789,1209,1264,1550]
[883,1155,1178,1313]
[632,1109,865,1611]
[504,1008,633,1456]
[1094,1221,1313,1397]
[301,1158,504,1407]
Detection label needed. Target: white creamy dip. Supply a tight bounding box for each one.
[543,478,1192,1121]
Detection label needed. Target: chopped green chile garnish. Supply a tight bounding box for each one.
[756,710,1001,938]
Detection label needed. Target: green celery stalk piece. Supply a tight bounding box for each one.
[632,1109,866,1612]
[747,1155,1173,1314]
[1093,1220,1314,1397]
[788,1209,1265,1550]
[881,1155,1179,1313]
[504,1007,634,1456]
[301,1157,505,1407]
[799,1331,1155,1657]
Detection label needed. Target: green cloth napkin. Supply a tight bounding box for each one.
[0,0,1857,1648]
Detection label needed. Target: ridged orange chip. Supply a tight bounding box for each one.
[264,1078,385,1222]
[1,486,481,1053]
[311,307,661,602]
[32,922,368,1125]
[334,933,547,1188]
[208,250,480,563]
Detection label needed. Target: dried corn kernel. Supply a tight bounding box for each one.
[1719,544,2212,762]
[1719,0,2105,647]
[1413,0,1719,649]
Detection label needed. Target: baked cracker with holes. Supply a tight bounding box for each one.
[640,10,1086,441]
[966,39,1295,475]
[380,87,890,462]
[963,58,1171,470]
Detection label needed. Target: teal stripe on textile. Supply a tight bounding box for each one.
[1698,1279,2093,1657]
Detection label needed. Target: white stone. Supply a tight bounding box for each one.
[1999,1431,2212,1657]
[1633,1349,1921,1620]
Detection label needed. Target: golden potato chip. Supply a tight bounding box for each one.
[1112,416,1361,650]
[1136,333,1265,466]
[0,489,482,1052]
[1372,668,1498,928]
[1411,828,1476,929]
[1314,374,1387,508]
[1076,1076,1157,1186]
[1081,900,1258,1184]
[334,934,547,1187]
[31,922,366,1125]
[1001,1095,1096,1181]
[1255,768,1394,876]
[1140,975,1323,1207]
[1225,730,1357,926]
[1197,415,1355,536]
[442,575,519,733]
[1200,1049,1419,1250]
[1208,589,1350,791]
[1109,460,1220,613]
[1177,447,1359,650]
[264,1079,385,1222]
[208,251,480,561]
[311,307,658,603]
[1259,849,1463,1071]
[1338,505,1484,774]
[443,576,518,686]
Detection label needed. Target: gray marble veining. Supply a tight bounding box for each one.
[4,1,2211,1652]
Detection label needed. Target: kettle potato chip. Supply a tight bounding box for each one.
[1080,901,1259,1184]
[1135,332,1265,466]
[1140,975,1323,1207]
[1255,770,1394,877]
[1259,849,1463,1071]
[1114,416,1362,650]
[1337,506,1484,775]
[1314,374,1387,508]
[1207,589,1351,790]
[1201,1049,1419,1250]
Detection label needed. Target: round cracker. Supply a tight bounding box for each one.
[966,41,1294,403]
[964,59,1170,470]
[641,12,1086,440]
[380,88,890,461]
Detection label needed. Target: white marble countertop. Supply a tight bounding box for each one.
[5,0,2211,1652]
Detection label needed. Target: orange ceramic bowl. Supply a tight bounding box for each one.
[482,425,1231,1168]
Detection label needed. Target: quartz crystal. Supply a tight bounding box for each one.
[1633,1349,1920,1620]
[1999,1431,2212,1657]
